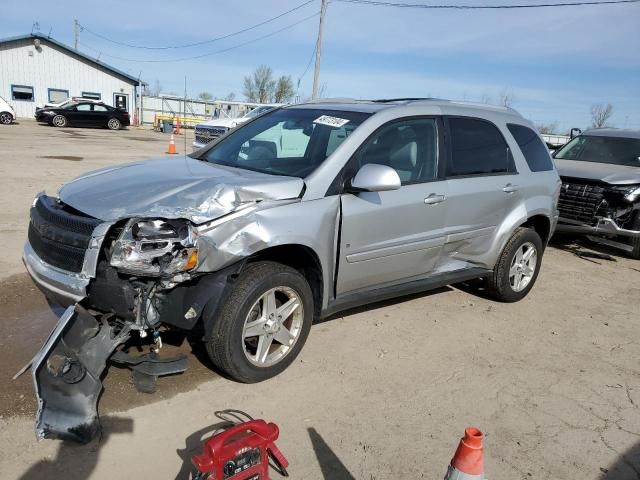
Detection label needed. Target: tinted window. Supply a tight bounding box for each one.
[508,124,554,172]
[356,118,438,184]
[93,105,108,112]
[555,135,640,167]
[447,118,513,176]
[76,104,91,111]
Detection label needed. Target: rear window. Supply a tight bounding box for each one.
[447,117,515,176]
[507,124,554,172]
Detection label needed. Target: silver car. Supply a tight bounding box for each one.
[24,99,559,442]
[553,128,640,258]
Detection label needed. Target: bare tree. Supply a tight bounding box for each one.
[590,103,613,128]
[498,88,515,108]
[536,122,559,135]
[146,79,162,97]
[224,92,236,101]
[479,93,492,105]
[274,76,295,103]
[197,92,213,100]
[243,65,276,103]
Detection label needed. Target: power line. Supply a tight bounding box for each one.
[298,43,317,88]
[334,0,640,9]
[78,0,315,50]
[80,12,320,63]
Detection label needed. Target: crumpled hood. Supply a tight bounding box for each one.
[59,156,305,223]
[555,159,640,185]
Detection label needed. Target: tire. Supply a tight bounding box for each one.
[52,115,67,127]
[205,261,313,383]
[487,227,543,302]
[629,213,640,260]
[107,118,121,130]
[0,112,13,125]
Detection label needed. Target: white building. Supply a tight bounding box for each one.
[0,34,144,119]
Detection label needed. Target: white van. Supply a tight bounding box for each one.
[0,96,16,125]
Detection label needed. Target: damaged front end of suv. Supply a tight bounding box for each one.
[554,129,640,258]
[24,157,306,443]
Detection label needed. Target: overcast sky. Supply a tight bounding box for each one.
[1,0,639,130]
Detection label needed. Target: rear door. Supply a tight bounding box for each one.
[337,117,448,295]
[69,103,93,126]
[441,117,521,261]
[91,104,110,127]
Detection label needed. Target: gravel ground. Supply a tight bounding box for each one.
[0,120,638,479]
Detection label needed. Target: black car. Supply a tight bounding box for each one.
[38,101,130,130]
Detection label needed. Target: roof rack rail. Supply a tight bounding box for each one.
[371,98,442,103]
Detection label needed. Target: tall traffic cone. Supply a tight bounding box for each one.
[445,427,484,480]
[175,115,181,135]
[166,134,178,154]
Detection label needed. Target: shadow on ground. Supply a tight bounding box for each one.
[602,440,640,479]
[17,416,133,480]
[308,427,356,480]
[174,420,234,480]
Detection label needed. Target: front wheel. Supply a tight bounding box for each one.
[205,261,313,383]
[0,112,13,124]
[487,227,543,302]
[52,115,67,127]
[107,118,121,130]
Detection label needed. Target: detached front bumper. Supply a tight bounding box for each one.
[556,217,640,238]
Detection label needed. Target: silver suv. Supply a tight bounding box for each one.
[24,99,559,441]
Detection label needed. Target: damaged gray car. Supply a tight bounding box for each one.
[553,128,640,258]
[24,99,560,442]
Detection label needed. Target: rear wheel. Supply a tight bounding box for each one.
[0,112,12,124]
[52,115,67,127]
[487,227,543,302]
[107,118,121,130]
[205,261,313,383]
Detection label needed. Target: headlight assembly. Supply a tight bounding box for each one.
[607,184,640,202]
[110,218,198,277]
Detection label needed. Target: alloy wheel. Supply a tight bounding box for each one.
[0,113,12,124]
[242,286,304,367]
[108,118,121,130]
[509,242,537,292]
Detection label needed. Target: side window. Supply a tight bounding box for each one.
[356,118,438,184]
[76,104,91,111]
[93,105,108,112]
[447,118,514,177]
[507,124,554,172]
[11,85,34,101]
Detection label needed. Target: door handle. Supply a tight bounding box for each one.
[503,184,519,193]
[424,194,446,205]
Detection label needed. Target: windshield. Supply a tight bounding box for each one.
[196,108,370,177]
[555,135,640,167]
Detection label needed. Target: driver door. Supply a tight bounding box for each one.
[337,117,448,295]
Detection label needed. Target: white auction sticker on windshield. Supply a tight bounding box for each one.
[313,115,350,128]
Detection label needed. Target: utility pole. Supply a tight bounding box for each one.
[311,0,328,100]
[74,19,79,50]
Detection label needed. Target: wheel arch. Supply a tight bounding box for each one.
[244,244,324,319]
[520,214,552,246]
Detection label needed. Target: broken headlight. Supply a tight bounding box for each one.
[607,184,640,202]
[110,218,198,277]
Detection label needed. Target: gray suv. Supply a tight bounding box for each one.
[24,99,559,441]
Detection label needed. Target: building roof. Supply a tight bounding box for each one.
[0,33,146,86]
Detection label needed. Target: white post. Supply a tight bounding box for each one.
[311,0,328,100]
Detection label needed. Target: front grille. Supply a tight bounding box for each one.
[194,126,227,145]
[558,179,605,224]
[28,196,101,273]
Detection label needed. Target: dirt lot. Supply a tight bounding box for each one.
[0,120,638,479]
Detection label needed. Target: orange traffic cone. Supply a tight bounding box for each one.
[175,116,181,135]
[444,427,484,480]
[153,113,158,130]
[166,134,178,154]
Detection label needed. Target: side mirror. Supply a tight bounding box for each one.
[349,163,401,193]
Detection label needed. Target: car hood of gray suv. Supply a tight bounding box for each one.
[554,159,640,185]
[58,156,305,224]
